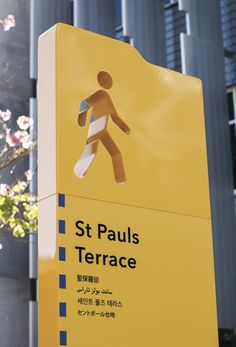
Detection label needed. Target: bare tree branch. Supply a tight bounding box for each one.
[0,142,37,171]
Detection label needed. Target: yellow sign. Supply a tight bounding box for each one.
[38,24,218,347]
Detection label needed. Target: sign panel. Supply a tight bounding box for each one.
[38,24,218,347]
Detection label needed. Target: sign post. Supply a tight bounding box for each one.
[38,24,218,346]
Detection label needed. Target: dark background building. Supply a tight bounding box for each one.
[0,0,236,346]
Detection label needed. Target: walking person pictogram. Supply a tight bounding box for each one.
[74,71,131,185]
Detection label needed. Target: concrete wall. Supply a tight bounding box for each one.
[0,278,30,347]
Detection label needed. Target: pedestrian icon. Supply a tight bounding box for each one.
[74,71,131,185]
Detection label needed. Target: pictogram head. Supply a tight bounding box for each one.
[97,71,113,89]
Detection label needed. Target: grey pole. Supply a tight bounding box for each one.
[73,0,116,38]
[29,97,38,347]
[122,0,166,66]
[179,0,236,329]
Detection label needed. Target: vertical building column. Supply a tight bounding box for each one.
[30,0,72,80]
[29,1,72,346]
[73,0,116,38]
[179,0,236,329]
[122,0,166,66]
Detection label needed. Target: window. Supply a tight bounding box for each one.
[115,0,131,43]
[115,0,122,28]
[227,88,236,190]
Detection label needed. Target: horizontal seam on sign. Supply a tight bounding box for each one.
[65,193,211,221]
[38,193,211,221]
[38,193,56,203]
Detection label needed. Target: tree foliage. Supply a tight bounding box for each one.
[0,15,38,238]
[0,110,38,237]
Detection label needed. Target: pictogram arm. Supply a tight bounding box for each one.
[78,101,91,127]
[110,112,131,135]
